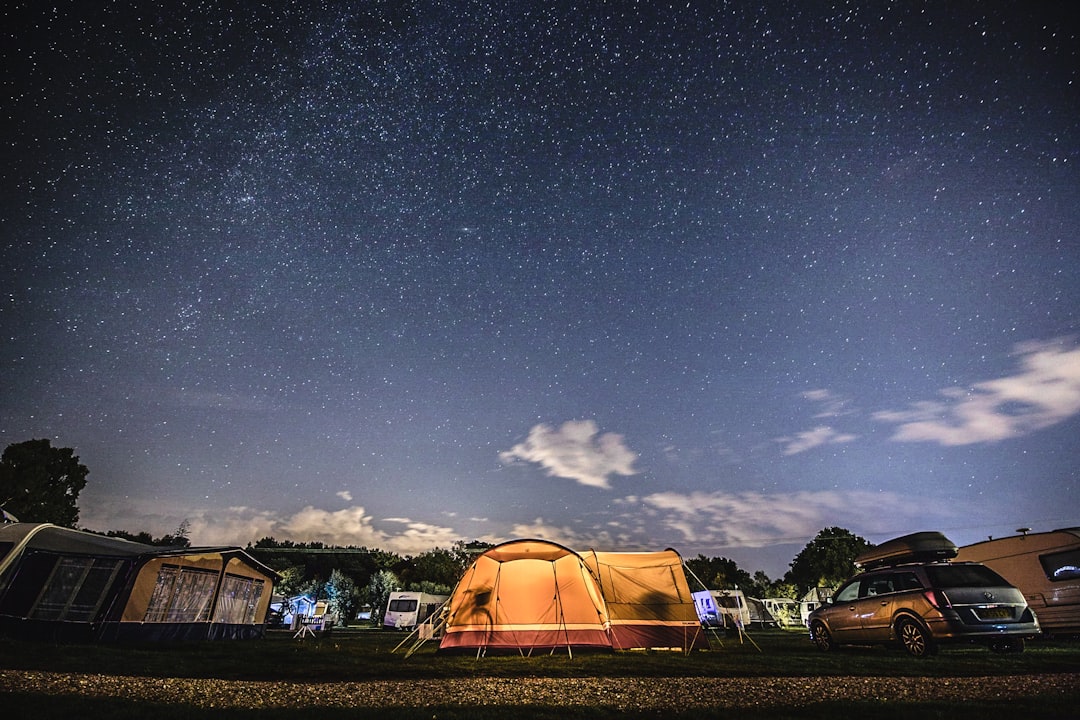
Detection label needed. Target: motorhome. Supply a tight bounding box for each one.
[383,591,448,630]
[956,528,1080,636]
[692,589,751,629]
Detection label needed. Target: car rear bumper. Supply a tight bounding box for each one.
[924,615,1040,641]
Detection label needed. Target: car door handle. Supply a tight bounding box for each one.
[880,601,888,606]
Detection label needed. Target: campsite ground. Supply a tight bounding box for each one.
[1,627,1078,718]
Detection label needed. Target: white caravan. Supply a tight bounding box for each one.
[760,597,801,628]
[383,591,448,630]
[956,528,1080,636]
[692,589,751,629]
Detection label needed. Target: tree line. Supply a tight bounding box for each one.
[1,439,871,625]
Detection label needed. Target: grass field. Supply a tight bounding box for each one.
[2,626,1078,718]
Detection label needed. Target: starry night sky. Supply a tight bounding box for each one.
[3,1,1077,578]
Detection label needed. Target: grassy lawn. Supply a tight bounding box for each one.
[2,627,1078,718]
[2,626,1077,680]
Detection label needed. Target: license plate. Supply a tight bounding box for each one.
[978,607,1012,620]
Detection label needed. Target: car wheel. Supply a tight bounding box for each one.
[896,617,936,658]
[810,620,834,652]
[989,638,1025,654]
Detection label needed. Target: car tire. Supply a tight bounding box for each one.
[896,617,936,658]
[989,638,1025,654]
[810,620,834,652]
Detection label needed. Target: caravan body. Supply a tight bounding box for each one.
[761,597,801,627]
[383,591,448,630]
[955,528,1080,635]
[692,589,750,629]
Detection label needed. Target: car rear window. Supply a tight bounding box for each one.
[925,564,1009,588]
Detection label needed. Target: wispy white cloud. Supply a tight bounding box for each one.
[499,419,638,489]
[775,390,858,455]
[336,490,353,502]
[776,426,857,455]
[80,499,462,555]
[77,488,958,572]
[640,489,955,549]
[874,338,1080,446]
[507,517,618,550]
[802,389,855,419]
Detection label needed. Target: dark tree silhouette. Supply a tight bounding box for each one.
[0,439,88,527]
[785,526,872,593]
[684,554,753,591]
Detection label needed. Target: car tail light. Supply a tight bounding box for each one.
[923,589,951,609]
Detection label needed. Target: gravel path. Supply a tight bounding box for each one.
[2,670,1077,710]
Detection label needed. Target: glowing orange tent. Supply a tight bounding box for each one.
[582,549,708,651]
[439,539,610,653]
[438,539,706,654]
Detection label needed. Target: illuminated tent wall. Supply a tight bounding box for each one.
[581,549,707,651]
[439,539,707,654]
[439,539,611,654]
[0,523,277,642]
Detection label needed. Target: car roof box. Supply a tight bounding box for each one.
[854,531,958,570]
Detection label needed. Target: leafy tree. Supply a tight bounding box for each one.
[747,570,773,598]
[245,540,403,596]
[156,519,192,547]
[410,579,453,596]
[785,526,872,593]
[326,569,361,626]
[104,520,192,547]
[365,569,399,626]
[684,554,753,591]
[0,439,88,527]
[106,529,156,544]
[402,547,466,589]
[275,565,306,598]
[770,581,799,600]
[744,571,799,600]
[450,539,492,568]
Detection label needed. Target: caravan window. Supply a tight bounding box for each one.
[29,556,124,622]
[213,574,266,624]
[144,565,218,623]
[1040,549,1080,581]
[389,598,418,612]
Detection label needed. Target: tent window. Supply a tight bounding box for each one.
[144,565,218,623]
[213,574,265,624]
[29,557,123,622]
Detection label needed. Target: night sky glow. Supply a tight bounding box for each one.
[3,1,1077,577]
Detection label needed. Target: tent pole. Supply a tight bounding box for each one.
[682,562,761,653]
[551,562,572,657]
[733,584,762,652]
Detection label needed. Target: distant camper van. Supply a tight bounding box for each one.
[692,589,751,629]
[383,591,448,630]
[956,528,1080,636]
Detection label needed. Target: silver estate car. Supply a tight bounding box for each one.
[808,561,1040,657]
